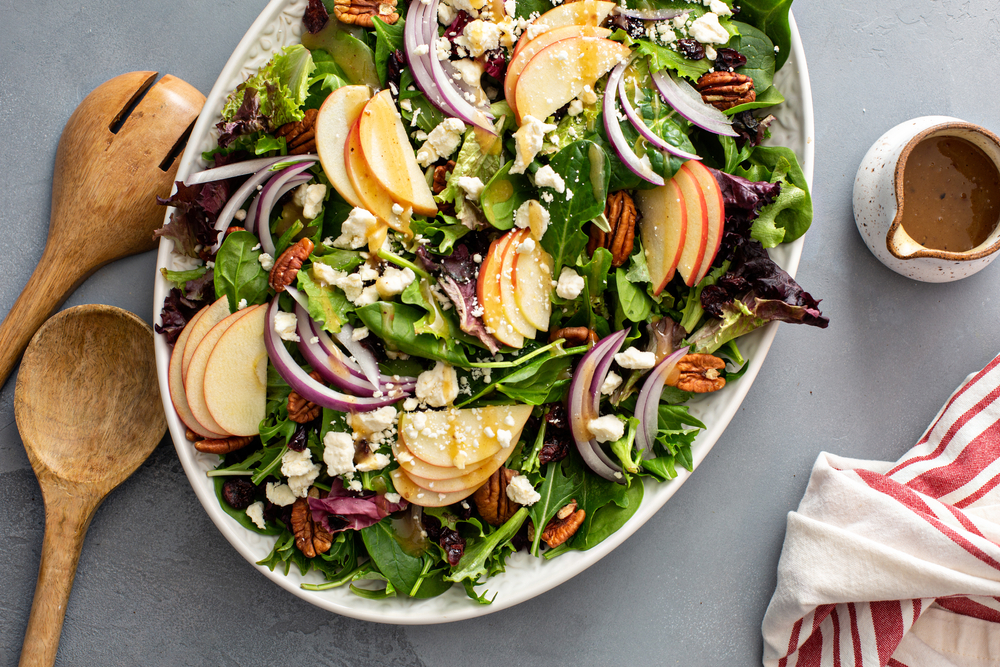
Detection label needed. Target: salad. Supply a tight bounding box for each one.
[156,0,826,603]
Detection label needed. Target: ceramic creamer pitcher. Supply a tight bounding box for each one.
[853,116,1000,283]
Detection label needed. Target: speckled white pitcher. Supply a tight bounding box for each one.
[853,116,1000,282]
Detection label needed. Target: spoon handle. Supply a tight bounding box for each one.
[0,246,92,389]
[19,485,100,667]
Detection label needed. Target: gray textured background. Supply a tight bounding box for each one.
[2,0,998,664]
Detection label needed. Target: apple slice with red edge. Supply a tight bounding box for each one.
[315,84,371,209]
[681,160,725,285]
[204,304,268,437]
[673,164,709,287]
[477,232,524,348]
[358,89,438,216]
[168,307,228,439]
[514,36,631,124]
[636,180,687,295]
[403,449,510,494]
[499,228,538,339]
[344,118,412,236]
[512,0,617,61]
[398,405,532,468]
[181,295,230,384]
[391,436,493,480]
[390,468,477,507]
[511,231,554,331]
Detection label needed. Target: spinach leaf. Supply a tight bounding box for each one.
[213,230,269,313]
[402,278,451,340]
[725,84,785,115]
[361,521,426,596]
[480,161,530,231]
[371,16,405,87]
[528,461,584,556]
[513,0,551,19]
[410,217,471,254]
[212,475,282,535]
[496,356,574,405]
[727,21,775,94]
[736,0,793,70]
[446,508,528,587]
[542,140,610,273]
[571,475,644,551]
[398,69,446,133]
[356,302,470,366]
[297,269,351,333]
[628,35,712,82]
[615,268,653,323]
[311,248,363,272]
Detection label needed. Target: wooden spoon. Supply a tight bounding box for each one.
[0,71,204,389]
[15,304,167,667]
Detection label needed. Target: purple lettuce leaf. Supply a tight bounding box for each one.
[308,478,408,534]
[155,288,203,345]
[215,86,269,149]
[417,245,501,353]
[443,11,475,58]
[154,179,230,258]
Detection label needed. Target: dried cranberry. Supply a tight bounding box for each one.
[222,478,256,510]
[386,49,406,95]
[443,11,475,57]
[439,528,466,566]
[714,47,747,71]
[422,513,443,542]
[287,424,308,452]
[538,439,570,466]
[677,39,706,61]
[303,0,329,33]
[544,404,569,432]
[609,14,645,39]
[482,48,508,80]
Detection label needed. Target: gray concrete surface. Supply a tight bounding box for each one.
[2,0,998,664]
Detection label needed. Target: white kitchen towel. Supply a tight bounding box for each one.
[762,353,1000,666]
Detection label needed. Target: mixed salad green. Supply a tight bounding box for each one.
[156,0,825,603]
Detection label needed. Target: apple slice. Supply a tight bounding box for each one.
[512,232,554,331]
[673,165,709,287]
[345,118,412,236]
[636,180,687,295]
[391,436,493,480]
[181,295,230,384]
[204,304,268,437]
[358,90,438,216]
[168,307,228,439]
[403,450,509,494]
[398,405,532,468]
[390,468,478,507]
[513,0,616,60]
[514,37,631,124]
[185,307,255,437]
[681,161,726,285]
[477,233,524,349]
[499,229,538,339]
[505,25,611,116]
[315,84,371,209]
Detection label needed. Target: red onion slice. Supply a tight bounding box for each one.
[634,348,688,459]
[294,302,387,397]
[603,61,665,186]
[617,60,701,161]
[614,7,689,20]
[307,316,415,389]
[244,193,261,236]
[333,323,384,390]
[568,330,630,482]
[265,299,401,412]
[184,155,315,186]
[650,68,738,137]
[404,0,460,118]
[255,163,315,256]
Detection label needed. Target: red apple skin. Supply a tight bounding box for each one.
[636,179,687,296]
[681,161,725,285]
[673,166,709,287]
[476,232,523,348]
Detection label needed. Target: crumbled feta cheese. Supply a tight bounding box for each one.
[351,326,369,341]
[281,448,315,477]
[578,85,598,105]
[234,208,247,221]
[689,12,729,44]
[567,99,584,116]
[435,35,452,61]
[354,284,379,307]
[273,311,300,342]
[496,428,513,448]
[347,478,363,492]
[311,261,338,286]
[514,199,549,238]
[555,267,585,299]
[245,501,265,529]
[356,452,391,472]
[403,397,420,412]
[286,462,320,498]
[517,237,536,254]
[456,176,485,201]
[356,406,397,435]
[385,492,402,504]
[588,414,625,443]
[323,431,356,476]
[614,347,657,369]
[438,0,457,25]
[265,482,297,507]
[413,43,430,56]
[417,118,466,168]
[358,264,379,282]
[237,298,248,310]
[375,265,416,298]
[332,207,377,249]
[523,20,549,41]
[707,0,732,16]
[258,253,274,271]
[504,0,516,15]
[392,202,405,216]
[511,115,557,174]
[415,361,459,407]
[534,165,565,193]
[705,44,717,61]
[506,474,541,505]
[462,19,501,57]
[293,183,327,220]
[601,371,623,395]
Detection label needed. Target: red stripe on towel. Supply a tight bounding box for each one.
[936,596,1000,623]
[870,600,904,666]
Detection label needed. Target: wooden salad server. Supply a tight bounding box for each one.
[15,305,167,667]
[0,71,205,389]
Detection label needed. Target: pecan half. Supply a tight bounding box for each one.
[667,353,726,393]
[288,371,324,423]
[291,489,333,558]
[334,0,399,28]
[695,71,755,112]
[275,108,318,155]
[473,467,520,526]
[588,190,637,267]
[194,435,255,455]
[549,326,599,346]
[539,500,586,548]
[269,238,314,292]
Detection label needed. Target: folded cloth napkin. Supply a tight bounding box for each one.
[762,354,1000,667]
